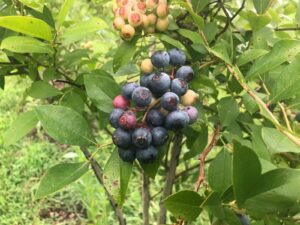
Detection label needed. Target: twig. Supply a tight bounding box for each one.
[278,103,292,131]
[216,0,231,38]
[226,64,300,147]
[230,0,246,21]
[194,124,220,192]
[142,172,150,225]
[275,27,300,31]
[80,147,126,225]
[157,132,183,225]
[54,79,84,89]
[199,60,215,70]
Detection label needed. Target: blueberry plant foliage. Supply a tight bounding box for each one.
[1,0,300,224]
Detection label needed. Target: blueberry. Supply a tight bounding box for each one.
[118,147,136,163]
[140,74,153,88]
[148,72,171,95]
[109,108,124,128]
[136,145,158,164]
[113,95,130,109]
[175,66,194,82]
[296,112,300,123]
[132,87,152,107]
[168,48,186,66]
[170,78,188,96]
[236,214,250,225]
[161,92,179,111]
[132,128,152,149]
[165,110,189,130]
[183,106,198,124]
[151,127,168,146]
[118,110,137,130]
[121,82,139,100]
[146,109,165,127]
[151,50,170,68]
[112,128,131,148]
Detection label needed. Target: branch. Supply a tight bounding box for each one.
[216,0,231,38]
[54,79,84,89]
[157,132,183,225]
[194,124,221,192]
[230,0,246,21]
[226,64,300,147]
[80,147,126,225]
[142,172,150,225]
[275,27,300,31]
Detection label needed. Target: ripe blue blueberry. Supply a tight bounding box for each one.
[136,145,158,164]
[183,106,198,124]
[151,127,168,146]
[121,82,139,100]
[170,78,188,96]
[109,108,124,128]
[161,92,179,111]
[165,110,189,130]
[118,147,136,163]
[132,128,152,149]
[151,50,170,68]
[168,48,186,66]
[237,214,250,225]
[146,109,165,127]
[140,74,153,88]
[132,87,152,107]
[175,66,194,82]
[149,72,171,95]
[112,128,132,148]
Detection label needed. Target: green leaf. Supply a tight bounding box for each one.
[247,40,300,79]
[247,11,271,31]
[209,43,232,65]
[35,162,89,199]
[35,105,95,146]
[253,0,273,14]
[178,29,204,44]
[27,81,61,99]
[113,39,137,73]
[184,124,208,160]
[0,50,10,62]
[19,0,44,12]
[62,17,107,44]
[0,16,52,41]
[157,34,186,50]
[103,149,133,206]
[1,36,53,54]
[208,149,232,194]
[179,2,204,30]
[233,144,261,207]
[57,0,74,26]
[217,97,239,128]
[60,90,85,114]
[267,55,300,103]
[261,127,300,154]
[3,110,38,147]
[164,190,203,221]
[84,70,120,113]
[140,145,167,179]
[237,49,268,66]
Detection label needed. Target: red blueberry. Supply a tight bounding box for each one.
[113,95,130,109]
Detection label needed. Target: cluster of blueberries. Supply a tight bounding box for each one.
[109,48,199,163]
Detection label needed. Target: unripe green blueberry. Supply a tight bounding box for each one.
[156,3,168,18]
[147,13,157,25]
[128,11,143,27]
[146,0,159,11]
[113,17,125,30]
[180,90,199,106]
[156,17,169,31]
[140,58,154,74]
[142,14,150,28]
[144,26,155,34]
[121,24,136,40]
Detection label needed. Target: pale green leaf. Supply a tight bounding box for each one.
[27,81,61,99]
[19,0,44,12]
[57,0,75,26]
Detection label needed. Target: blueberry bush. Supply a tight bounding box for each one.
[1,0,300,224]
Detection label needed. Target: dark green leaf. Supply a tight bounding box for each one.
[3,110,38,147]
[60,90,85,114]
[113,39,137,73]
[164,190,202,221]
[217,97,239,128]
[27,81,61,99]
[253,0,273,14]
[19,0,44,12]
[35,105,95,146]
[208,149,232,194]
[237,49,269,66]
[35,162,89,199]
[247,11,271,31]
[84,70,120,113]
